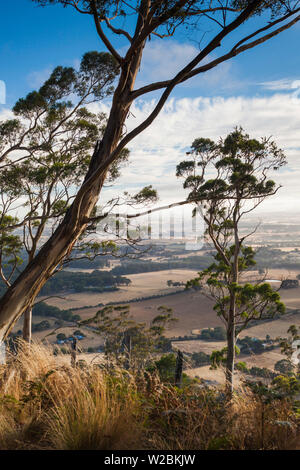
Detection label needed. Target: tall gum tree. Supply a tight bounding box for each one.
[180,128,286,395]
[0,0,300,341]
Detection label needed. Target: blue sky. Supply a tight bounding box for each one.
[1,1,300,217]
[1,1,300,104]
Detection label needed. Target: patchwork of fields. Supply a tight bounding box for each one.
[24,265,300,386]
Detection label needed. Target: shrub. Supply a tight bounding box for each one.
[236,361,248,372]
[191,352,210,367]
[275,359,294,375]
[56,333,66,341]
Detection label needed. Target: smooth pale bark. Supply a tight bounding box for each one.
[0,140,114,341]
[225,316,235,397]
[225,210,240,397]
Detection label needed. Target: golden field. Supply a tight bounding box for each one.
[20,266,300,387]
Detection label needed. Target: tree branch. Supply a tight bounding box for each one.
[104,17,133,43]
[131,6,300,99]
[86,198,193,224]
[90,0,123,64]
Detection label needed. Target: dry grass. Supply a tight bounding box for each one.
[144,382,300,450]
[46,369,140,450]
[0,340,299,450]
[0,341,142,450]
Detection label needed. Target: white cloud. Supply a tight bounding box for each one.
[2,85,300,218]
[100,92,300,216]
[0,107,13,121]
[0,81,6,105]
[124,39,237,93]
[27,67,54,89]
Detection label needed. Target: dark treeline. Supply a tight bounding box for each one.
[111,254,214,275]
[254,247,300,271]
[32,302,81,323]
[1,246,300,300]
[40,270,131,295]
[111,247,300,275]
[66,257,109,270]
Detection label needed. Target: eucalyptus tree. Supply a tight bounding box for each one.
[0,0,300,341]
[81,304,177,369]
[0,51,129,341]
[181,128,286,395]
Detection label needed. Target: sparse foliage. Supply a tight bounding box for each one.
[181,128,286,395]
[80,304,177,368]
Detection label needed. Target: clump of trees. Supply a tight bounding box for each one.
[248,366,276,379]
[237,336,266,354]
[167,280,185,287]
[40,269,131,295]
[279,325,300,374]
[191,351,210,367]
[198,327,226,341]
[275,359,295,375]
[80,304,177,369]
[32,320,51,332]
[32,301,81,323]
[280,279,299,289]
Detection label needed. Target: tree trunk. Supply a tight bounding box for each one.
[225,321,235,398]
[225,206,239,397]
[23,307,32,343]
[0,40,147,343]
[71,337,77,368]
[0,123,121,342]
[175,350,183,387]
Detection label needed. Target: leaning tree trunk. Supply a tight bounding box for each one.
[0,38,147,343]
[0,182,102,342]
[0,129,121,342]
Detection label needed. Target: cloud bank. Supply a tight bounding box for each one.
[101,92,300,217]
[2,88,300,218]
